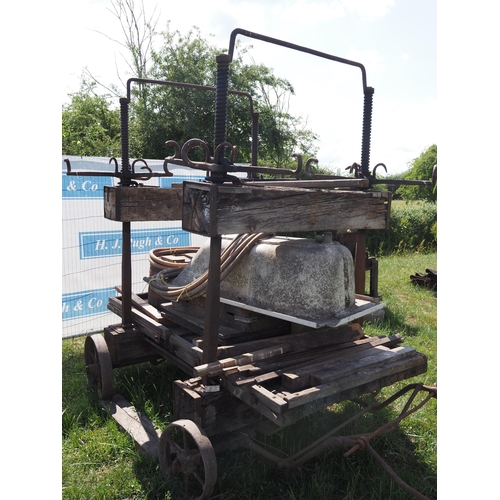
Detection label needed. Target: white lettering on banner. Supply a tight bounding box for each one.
[111,239,120,250]
[88,297,103,309]
[66,180,78,192]
[132,236,152,251]
[166,235,179,245]
[82,180,100,192]
[95,240,106,251]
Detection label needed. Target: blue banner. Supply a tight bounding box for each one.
[62,173,114,199]
[62,287,117,321]
[79,227,190,259]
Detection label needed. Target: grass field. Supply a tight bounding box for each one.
[62,252,437,499]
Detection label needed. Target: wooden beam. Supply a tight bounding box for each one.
[182,181,391,236]
[104,185,182,222]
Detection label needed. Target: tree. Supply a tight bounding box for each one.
[64,2,319,167]
[62,79,121,157]
[396,144,437,202]
[128,24,319,165]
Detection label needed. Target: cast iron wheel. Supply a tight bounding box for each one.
[84,333,113,400]
[159,419,217,500]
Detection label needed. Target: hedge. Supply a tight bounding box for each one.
[367,201,437,256]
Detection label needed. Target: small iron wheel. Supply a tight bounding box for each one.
[84,333,113,400]
[159,419,217,500]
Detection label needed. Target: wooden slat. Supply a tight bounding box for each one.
[108,297,171,341]
[101,394,161,459]
[116,287,164,322]
[169,334,204,366]
[194,343,291,377]
[280,336,403,391]
[213,323,364,360]
[284,349,426,410]
[226,335,403,387]
[311,345,417,386]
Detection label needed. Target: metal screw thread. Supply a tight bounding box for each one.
[119,97,131,185]
[360,87,374,178]
[214,54,231,166]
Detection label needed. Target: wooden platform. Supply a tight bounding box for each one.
[106,292,427,430]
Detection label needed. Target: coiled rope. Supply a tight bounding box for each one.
[145,233,272,301]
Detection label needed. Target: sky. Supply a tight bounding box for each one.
[61,0,437,175]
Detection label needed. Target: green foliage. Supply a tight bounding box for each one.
[129,24,319,166]
[62,79,121,157]
[63,17,319,167]
[396,145,437,202]
[367,201,437,255]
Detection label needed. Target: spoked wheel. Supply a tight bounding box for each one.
[159,419,217,500]
[84,333,113,400]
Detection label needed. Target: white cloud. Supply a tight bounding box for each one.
[341,0,394,19]
[273,0,345,25]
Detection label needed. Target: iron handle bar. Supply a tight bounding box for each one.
[65,78,261,181]
[227,28,369,91]
[237,383,436,500]
[220,28,374,179]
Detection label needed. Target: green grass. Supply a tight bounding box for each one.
[62,252,437,499]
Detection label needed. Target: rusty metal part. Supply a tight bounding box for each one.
[410,269,437,291]
[372,162,387,177]
[84,334,113,400]
[159,419,217,500]
[238,383,436,500]
[166,137,304,179]
[222,28,374,178]
[370,162,437,187]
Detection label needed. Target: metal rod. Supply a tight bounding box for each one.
[121,221,132,325]
[227,28,368,91]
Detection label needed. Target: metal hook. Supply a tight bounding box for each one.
[131,158,153,181]
[181,138,213,170]
[372,163,387,179]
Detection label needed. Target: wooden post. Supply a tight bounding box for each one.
[354,230,366,295]
[202,185,221,366]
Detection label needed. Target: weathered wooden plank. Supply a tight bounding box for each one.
[194,343,291,377]
[104,185,183,222]
[116,287,164,322]
[169,334,204,366]
[214,323,364,360]
[223,334,398,387]
[255,362,428,430]
[311,345,417,386]
[102,394,160,459]
[280,336,404,391]
[250,384,289,415]
[108,297,171,341]
[284,350,426,410]
[182,181,391,236]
